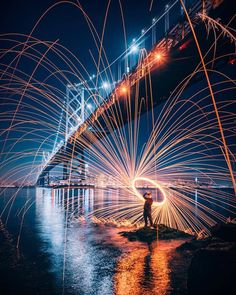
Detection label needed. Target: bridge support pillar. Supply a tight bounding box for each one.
[37,171,49,187]
[37,175,45,186]
[80,148,86,181]
[46,172,50,186]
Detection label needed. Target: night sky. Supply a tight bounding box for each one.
[0,0,170,184]
[0,0,235,185]
[0,0,167,71]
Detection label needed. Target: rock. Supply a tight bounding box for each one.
[211,222,236,242]
[120,227,156,242]
[177,222,236,253]
[158,224,193,239]
[120,224,192,242]
[177,239,208,252]
[176,237,222,252]
[187,242,236,295]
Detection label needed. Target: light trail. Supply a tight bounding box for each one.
[132,177,167,206]
[180,0,236,194]
[0,0,235,241]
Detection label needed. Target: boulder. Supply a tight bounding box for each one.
[120,224,192,242]
[211,222,236,242]
[187,242,236,295]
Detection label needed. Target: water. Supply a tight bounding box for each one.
[0,188,191,295]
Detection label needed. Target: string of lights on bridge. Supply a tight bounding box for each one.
[42,0,208,167]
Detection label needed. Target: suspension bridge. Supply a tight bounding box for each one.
[37,0,234,186]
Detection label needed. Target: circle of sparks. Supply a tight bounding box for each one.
[132,177,167,206]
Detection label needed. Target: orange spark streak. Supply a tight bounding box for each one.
[180,0,236,195]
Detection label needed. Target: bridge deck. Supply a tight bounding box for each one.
[37,0,235,185]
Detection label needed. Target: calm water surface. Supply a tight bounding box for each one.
[0,188,191,295]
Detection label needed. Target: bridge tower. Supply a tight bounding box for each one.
[63,84,86,182]
[65,84,85,142]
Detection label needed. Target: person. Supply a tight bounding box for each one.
[143,192,154,227]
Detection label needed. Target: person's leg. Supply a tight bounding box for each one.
[144,212,148,226]
[148,213,154,227]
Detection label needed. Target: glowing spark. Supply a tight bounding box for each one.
[132,177,167,206]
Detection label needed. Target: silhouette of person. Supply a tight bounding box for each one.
[143,192,154,227]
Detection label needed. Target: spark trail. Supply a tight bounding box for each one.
[0,0,235,238]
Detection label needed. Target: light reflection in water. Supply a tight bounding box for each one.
[34,188,188,294]
[35,188,65,275]
[114,242,171,295]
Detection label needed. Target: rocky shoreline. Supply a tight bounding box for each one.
[120,223,236,295]
[120,224,193,242]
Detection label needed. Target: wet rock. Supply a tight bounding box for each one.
[158,224,193,239]
[176,237,218,252]
[187,242,236,295]
[120,224,192,242]
[177,222,236,253]
[175,223,236,295]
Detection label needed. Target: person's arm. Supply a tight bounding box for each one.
[143,193,148,200]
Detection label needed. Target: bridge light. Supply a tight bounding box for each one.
[152,18,156,24]
[130,44,139,54]
[229,57,236,65]
[121,86,128,94]
[102,82,110,89]
[141,29,145,35]
[155,52,163,61]
[87,103,93,110]
[179,39,191,51]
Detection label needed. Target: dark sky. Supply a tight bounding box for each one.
[0,0,170,72]
[0,0,172,184]
[0,0,235,185]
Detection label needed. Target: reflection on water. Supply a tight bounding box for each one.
[0,188,190,295]
[114,243,170,295]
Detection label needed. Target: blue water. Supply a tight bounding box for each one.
[0,188,191,295]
